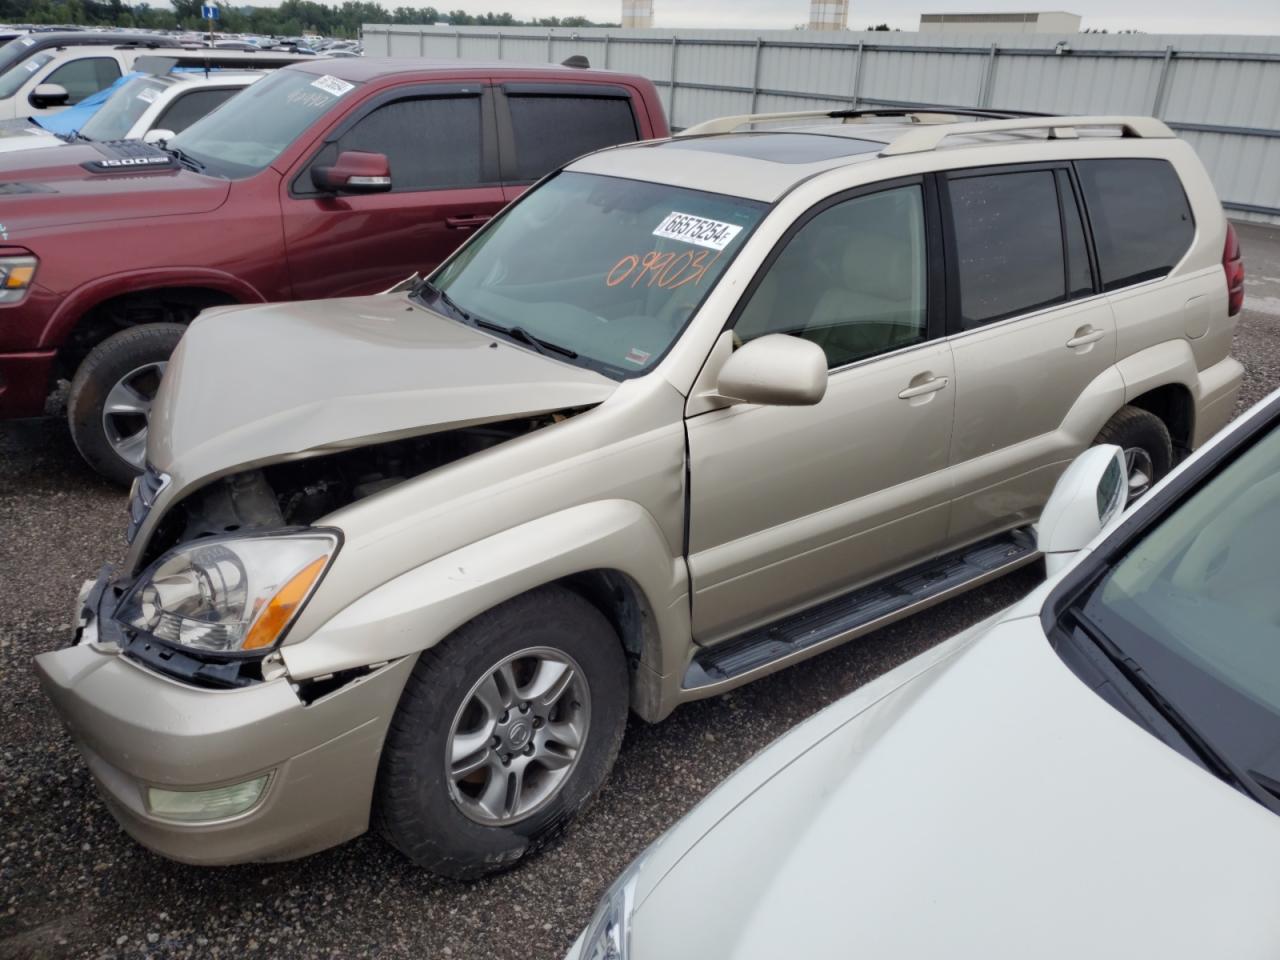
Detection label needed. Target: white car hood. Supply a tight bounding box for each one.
[0,120,57,153]
[631,619,1280,959]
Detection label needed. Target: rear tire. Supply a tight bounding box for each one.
[1093,405,1172,503]
[374,585,629,879]
[67,323,185,486]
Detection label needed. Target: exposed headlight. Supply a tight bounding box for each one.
[0,255,37,303]
[116,530,339,654]
[581,855,647,960]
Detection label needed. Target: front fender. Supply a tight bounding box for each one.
[281,499,691,692]
[40,267,268,348]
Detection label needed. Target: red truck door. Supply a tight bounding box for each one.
[280,82,506,299]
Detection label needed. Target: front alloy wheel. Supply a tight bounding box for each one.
[448,648,590,825]
[375,585,629,879]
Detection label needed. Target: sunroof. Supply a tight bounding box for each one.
[663,132,883,164]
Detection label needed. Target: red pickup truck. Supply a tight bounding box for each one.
[0,57,667,482]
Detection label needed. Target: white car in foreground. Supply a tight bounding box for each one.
[570,388,1280,960]
[0,68,264,154]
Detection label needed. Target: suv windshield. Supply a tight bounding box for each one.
[0,51,51,100]
[1075,418,1280,799]
[167,69,358,179]
[78,75,170,141]
[429,171,767,377]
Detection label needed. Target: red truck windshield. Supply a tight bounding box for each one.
[167,69,361,179]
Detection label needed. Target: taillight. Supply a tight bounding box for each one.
[1224,222,1245,317]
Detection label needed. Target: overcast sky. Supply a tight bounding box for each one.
[376,0,1280,35]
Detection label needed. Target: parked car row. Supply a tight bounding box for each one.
[13,55,1264,953]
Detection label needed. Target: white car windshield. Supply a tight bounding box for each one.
[1079,417,1280,796]
[167,69,358,179]
[78,76,169,141]
[429,171,768,377]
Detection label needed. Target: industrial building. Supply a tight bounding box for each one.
[920,10,1082,33]
[808,0,849,31]
[621,0,654,28]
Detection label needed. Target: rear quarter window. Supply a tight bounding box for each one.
[506,93,638,182]
[1076,158,1195,291]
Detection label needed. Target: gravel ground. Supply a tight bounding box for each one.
[2,221,1277,960]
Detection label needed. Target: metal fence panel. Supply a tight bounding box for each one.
[362,24,1280,221]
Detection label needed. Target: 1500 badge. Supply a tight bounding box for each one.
[82,156,176,172]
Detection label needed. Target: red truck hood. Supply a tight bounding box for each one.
[0,142,231,230]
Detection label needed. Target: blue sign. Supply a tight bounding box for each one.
[200,4,219,19]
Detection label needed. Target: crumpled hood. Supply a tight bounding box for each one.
[0,142,230,230]
[148,292,619,494]
[631,620,1280,959]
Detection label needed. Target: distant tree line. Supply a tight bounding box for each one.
[0,0,617,38]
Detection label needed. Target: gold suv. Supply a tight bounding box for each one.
[37,110,1245,877]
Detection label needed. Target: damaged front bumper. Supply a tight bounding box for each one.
[34,570,416,865]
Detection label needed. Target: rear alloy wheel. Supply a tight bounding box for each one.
[374,586,629,879]
[1093,405,1173,505]
[67,323,185,486]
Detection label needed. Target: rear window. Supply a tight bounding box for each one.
[507,92,638,182]
[1076,158,1194,291]
[153,87,239,136]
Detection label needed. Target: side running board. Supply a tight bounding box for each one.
[683,527,1038,691]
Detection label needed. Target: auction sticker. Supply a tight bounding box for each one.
[20,37,34,46]
[310,75,355,97]
[652,211,743,251]
[137,87,160,104]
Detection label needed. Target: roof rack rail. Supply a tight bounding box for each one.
[678,106,1051,137]
[879,115,1175,155]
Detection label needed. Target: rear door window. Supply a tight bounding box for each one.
[1076,158,1194,291]
[504,88,638,182]
[45,57,121,104]
[946,168,1066,329]
[153,87,238,135]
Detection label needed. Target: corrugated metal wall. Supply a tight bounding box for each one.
[361,24,1280,223]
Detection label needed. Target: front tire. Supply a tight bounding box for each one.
[1093,405,1173,503]
[67,323,185,486]
[374,586,629,879]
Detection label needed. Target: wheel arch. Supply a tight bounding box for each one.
[44,270,267,380]
[281,500,691,722]
[1127,382,1196,460]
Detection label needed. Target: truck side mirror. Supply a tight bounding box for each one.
[29,83,69,109]
[143,128,176,145]
[1036,445,1128,575]
[311,150,392,194]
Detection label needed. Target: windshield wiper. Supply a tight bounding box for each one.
[417,279,474,324]
[416,281,578,360]
[165,145,205,172]
[1070,608,1280,812]
[478,320,578,360]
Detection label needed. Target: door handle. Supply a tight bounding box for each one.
[1066,328,1106,348]
[446,215,491,230]
[898,376,949,400]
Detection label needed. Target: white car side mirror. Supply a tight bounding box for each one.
[1036,445,1127,576]
[144,128,175,145]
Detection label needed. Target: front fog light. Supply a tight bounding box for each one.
[147,774,269,822]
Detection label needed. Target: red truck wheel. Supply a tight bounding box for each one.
[67,323,186,486]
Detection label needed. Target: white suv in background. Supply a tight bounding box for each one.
[0,68,265,153]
